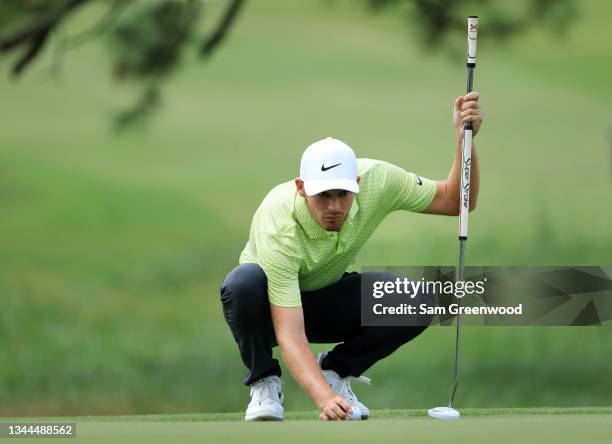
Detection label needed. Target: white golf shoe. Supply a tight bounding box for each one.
[244,375,284,421]
[317,352,371,420]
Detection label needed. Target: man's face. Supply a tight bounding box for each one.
[295,177,360,232]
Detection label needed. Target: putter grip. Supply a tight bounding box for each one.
[459,129,472,239]
[467,16,478,67]
[459,16,477,239]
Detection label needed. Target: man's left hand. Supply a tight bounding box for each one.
[453,91,484,137]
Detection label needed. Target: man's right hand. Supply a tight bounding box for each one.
[270,304,356,421]
[319,394,354,421]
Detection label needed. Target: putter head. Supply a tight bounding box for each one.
[428,406,461,420]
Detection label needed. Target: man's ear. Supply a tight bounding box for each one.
[356,175,361,185]
[295,178,306,197]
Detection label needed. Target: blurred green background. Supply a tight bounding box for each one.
[1,0,611,416]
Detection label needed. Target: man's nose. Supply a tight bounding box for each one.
[327,198,341,212]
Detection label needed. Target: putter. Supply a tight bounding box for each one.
[428,15,478,421]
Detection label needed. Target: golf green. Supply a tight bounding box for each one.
[5,408,612,444]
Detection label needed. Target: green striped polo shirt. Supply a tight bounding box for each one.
[239,158,437,307]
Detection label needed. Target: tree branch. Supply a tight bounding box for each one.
[0,19,55,52]
[200,0,245,58]
[1,0,90,76]
[13,26,52,76]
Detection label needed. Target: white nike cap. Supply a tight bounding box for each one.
[299,137,360,196]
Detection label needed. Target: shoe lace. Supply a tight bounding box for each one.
[336,375,371,404]
[351,375,372,385]
[250,377,282,405]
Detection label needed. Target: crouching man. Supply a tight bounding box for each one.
[220,93,483,421]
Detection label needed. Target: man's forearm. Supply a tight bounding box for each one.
[447,131,480,212]
[278,336,336,409]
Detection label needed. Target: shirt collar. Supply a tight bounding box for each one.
[294,193,359,239]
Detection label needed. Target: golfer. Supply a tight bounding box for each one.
[220,92,484,421]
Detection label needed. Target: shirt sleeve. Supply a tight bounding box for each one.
[256,234,303,307]
[380,161,437,213]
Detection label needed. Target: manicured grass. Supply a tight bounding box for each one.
[3,410,612,444]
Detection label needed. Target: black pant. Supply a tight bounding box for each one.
[220,263,435,386]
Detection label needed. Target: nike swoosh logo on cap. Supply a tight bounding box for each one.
[321,163,341,171]
[416,176,423,185]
